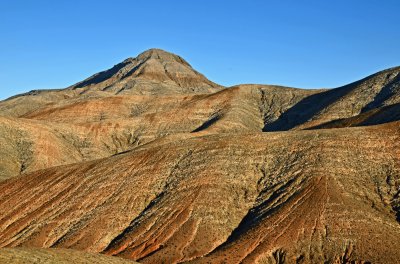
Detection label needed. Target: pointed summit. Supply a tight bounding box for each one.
[70,48,222,95]
[135,48,191,67]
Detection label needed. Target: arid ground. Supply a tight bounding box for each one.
[1,49,400,263]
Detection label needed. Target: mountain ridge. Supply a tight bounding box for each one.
[5,48,400,101]
[1,49,400,263]
[69,48,223,95]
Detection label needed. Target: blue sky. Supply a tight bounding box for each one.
[1,0,399,99]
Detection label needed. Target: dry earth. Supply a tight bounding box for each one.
[0,247,138,263]
[0,49,400,263]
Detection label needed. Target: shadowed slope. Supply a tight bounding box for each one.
[310,102,400,129]
[264,66,400,131]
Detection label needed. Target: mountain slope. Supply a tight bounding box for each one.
[70,48,223,95]
[1,123,399,263]
[0,54,399,182]
[1,49,400,263]
[0,248,137,263]
[0,85,320,180]
[310,102,400,129]
[264,66,400,131]
[0,49,223,119]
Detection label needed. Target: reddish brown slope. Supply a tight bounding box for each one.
[0,85,319,180]
[1,49,400,264]
[1,123,399,263]
[0,247,137,264]
[0,91,235,180]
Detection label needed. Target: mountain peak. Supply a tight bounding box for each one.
[70,49,221,94]
[134,48,191,67]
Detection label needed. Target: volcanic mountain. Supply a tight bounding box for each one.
[0,49,400,264]
[70,48,222,95]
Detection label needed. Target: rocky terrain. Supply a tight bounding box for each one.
[0,49,400,263]
[0,248,137,263]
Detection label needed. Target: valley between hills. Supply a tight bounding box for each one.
[1,49,400,263]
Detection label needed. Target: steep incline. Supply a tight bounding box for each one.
[0,49,226,180]
[311,102,400,129]
[0,49,223,119]
[1,123,399,263]
[1,49,400,263]
[70,48,222,95]
[264,66,400,131]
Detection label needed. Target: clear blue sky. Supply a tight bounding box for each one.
[1,0,399,99]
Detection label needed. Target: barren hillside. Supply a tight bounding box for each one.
[0,49,399,263]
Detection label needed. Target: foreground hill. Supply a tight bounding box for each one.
[0,248,137,263]
[1,123,400,263]
[0,49,400,263]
